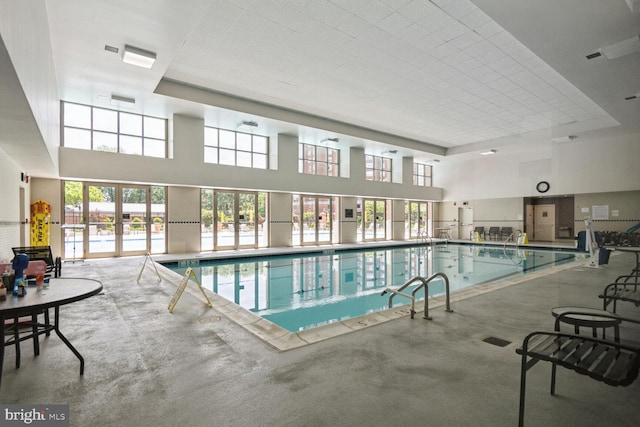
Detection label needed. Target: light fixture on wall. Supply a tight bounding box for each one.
[480,149,497,155]
[320,137,339,143]
[110,94,136,105]
[551,135,576,143]
[122,44,157,69]
[586,35,640,60]
[237,120,258,129]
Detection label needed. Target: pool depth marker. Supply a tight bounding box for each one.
[168,267,213,313]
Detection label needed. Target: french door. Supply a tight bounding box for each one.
[408,201,430,240]
[292,194,336,246]
[361,199,387,241]
[215,191,259,250]
[80,183,163,258]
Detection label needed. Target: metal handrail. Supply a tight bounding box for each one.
[381,272,453,320]
[417,230,432,246]
[503,230,526,265]
[504,229,522,251]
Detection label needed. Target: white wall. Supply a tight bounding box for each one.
[438,197,524,239]
[435,133,640,201]
[0,150,29,261]
[59,115,444,202]
[340,197,358,244]
[0,0,59,173]
[574,191,640,233]
[167,186,201,254]
[269,192,292,247]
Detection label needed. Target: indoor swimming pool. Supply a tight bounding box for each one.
[163,244,586,332]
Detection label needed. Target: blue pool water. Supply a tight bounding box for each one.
[163,244,585,332]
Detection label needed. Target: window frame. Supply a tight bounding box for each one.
[413,162,433,187]
[61,102,167,158]
[298,143,340,177]
[365,154,392,182]
[204,126,269,169]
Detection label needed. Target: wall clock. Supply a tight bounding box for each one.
[536,181,550,193]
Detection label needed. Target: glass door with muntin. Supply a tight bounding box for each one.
[120,185,149,256]
[214,191,259,250]
[80,183,160,258]
[408,201,429,240]
[362,198,387,241]
[298,195,334,246]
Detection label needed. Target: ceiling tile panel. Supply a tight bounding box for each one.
[40,0,618,153]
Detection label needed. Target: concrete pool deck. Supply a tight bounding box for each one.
[1,241,638,426]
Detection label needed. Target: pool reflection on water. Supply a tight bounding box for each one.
[164,244,584,332]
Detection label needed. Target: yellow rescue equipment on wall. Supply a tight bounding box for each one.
[30,200,51,246]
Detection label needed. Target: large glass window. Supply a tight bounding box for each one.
[62,102,167,157]
[298,143,339,176]
[204,127,268,169]
[413,163,432,187]
[365,155,391,182]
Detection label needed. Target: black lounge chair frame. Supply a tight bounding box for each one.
[516,311,640,427]
[600,273,640,313]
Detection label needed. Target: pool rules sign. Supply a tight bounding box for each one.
[168,267,213,313]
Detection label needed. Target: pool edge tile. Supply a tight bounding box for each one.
[268,333,309,352]
[296,322,354,344]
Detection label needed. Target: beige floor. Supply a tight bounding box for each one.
[1,242,639,427]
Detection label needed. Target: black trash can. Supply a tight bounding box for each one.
[598,248,611,265]
[577,231,586,252]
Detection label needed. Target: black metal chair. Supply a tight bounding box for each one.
[600,274,640,313]
[516,311,640,426]
[488,227,500,240]
[500,226,513,240]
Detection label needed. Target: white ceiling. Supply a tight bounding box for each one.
[4,0,640,175]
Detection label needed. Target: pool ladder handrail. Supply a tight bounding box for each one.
[417,230,432,246]
[380,272,453,320]
[504,229,526,265]
[504,229,523,251]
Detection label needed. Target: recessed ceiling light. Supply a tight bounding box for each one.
[551,135,576,143]
[480,149,497,155]
[122,44,156,69]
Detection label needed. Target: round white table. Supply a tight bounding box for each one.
[1,278,103,385]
